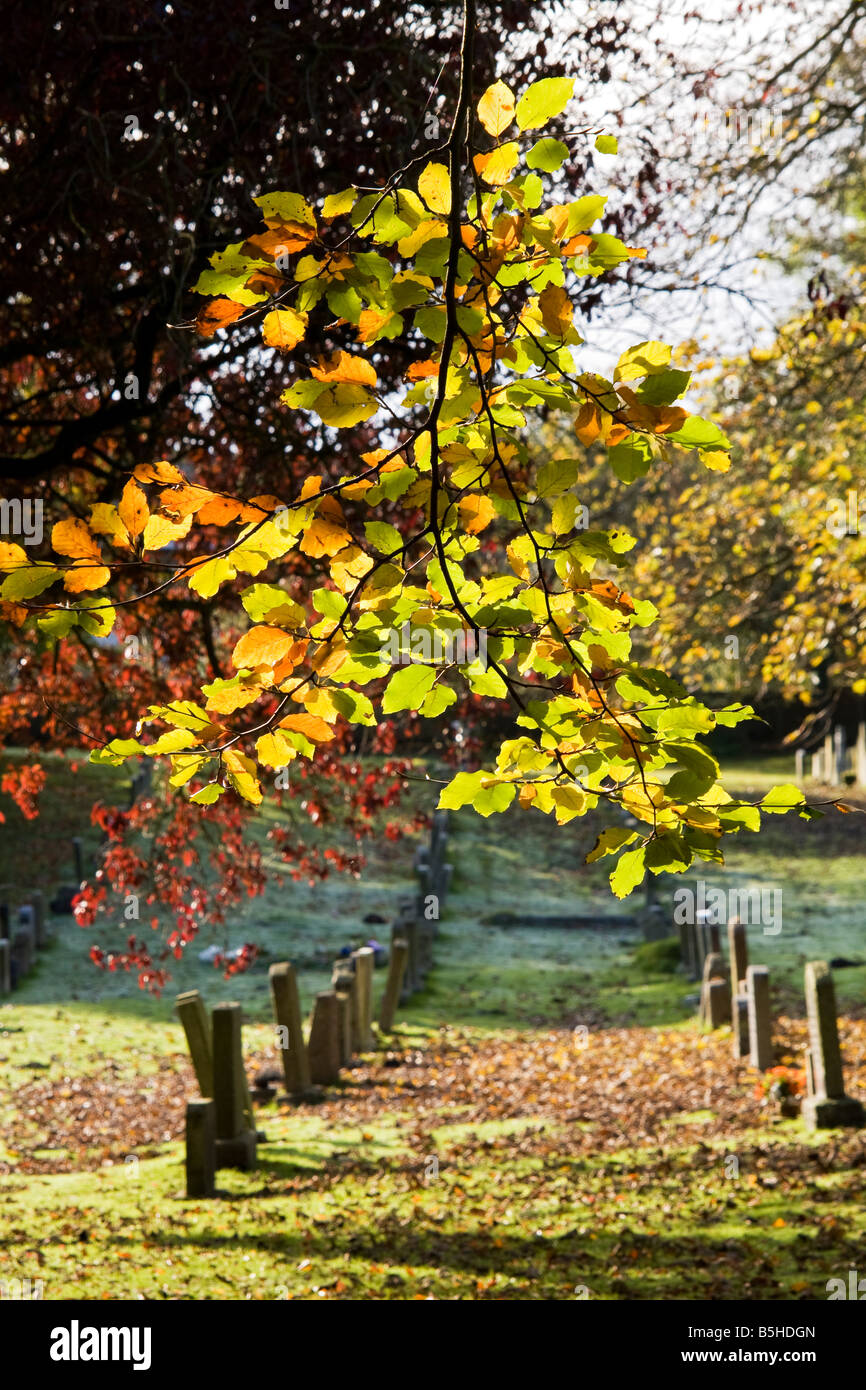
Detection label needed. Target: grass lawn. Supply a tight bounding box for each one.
[1,749,864,1299]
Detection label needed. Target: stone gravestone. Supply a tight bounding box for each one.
[352,946,375,1052]
[810,750,822,781]
[746,965,772,1071]
[175,990,214,1097]
[794,749,805,785]
[29,891,46,949]
[700,953,730,1029]
[822,730,834,784]
[307,990,341,1085]
[393,915,419,999]
[331,963,355,1067]
[833,726,846,784]
[732,991,750,1059]
[0,939,10,996]
[727,918,748,992]
[856,721,866,788]
[378,938,409,1033]
[268,962,311,1096]
[801,961,865,1129]
[11,924,35,982]
[211,1003,257,1170]
[185,1098,216,1198]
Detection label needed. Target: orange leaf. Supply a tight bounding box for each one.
[574,401,602,445]
[473,143,519,187]
[118,480,149,539]
[63,565,111,594]
[300,515,353,559]
[262,308,308,352]
[134,460,185,486]
[195,298,245,338]
[310,350,377,388]
[52,518,102,562]
[279,712,336,743]
[458,494,496,534]
[232,625,296,670]
[196,497,244,526]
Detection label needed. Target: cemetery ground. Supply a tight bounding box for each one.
[1,753,865,1300]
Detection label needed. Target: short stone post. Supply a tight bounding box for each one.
[833,726,847,784]
[268,962,311,1095]
[727,918,748,992]
[211,1003,257,1170]
[175,990,214,1097]
[378,938,409,1033]
[308,990,341,1085]
[0,939,10,996]
[801,961,865,1129]
[732,992,750,1059]
[700,953,729,1028]
[352,946,375,1051]
[185,1098,216,1198]
[746,965,772,1071]
[811,750,822,781]
[794,749,805,785]
[331,963,355,1065]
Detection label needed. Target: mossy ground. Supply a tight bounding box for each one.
[1,751,864,1299]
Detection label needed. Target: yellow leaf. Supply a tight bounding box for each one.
[262,307,308,352]
[63,565,111,593]
[418,162,452,215]
[255,731,297,770]
[538,285,573,338]
[232,625,296,670]
[89,504,130,546]
[142,513,194,551]
[300,515,353,558]
[223,749,262,804]
[118,479,149,539]
[701,450,732,473]
[473,143,520,187]
[0,541,28,571]
[477,80,516,137]
[134,460,185,486]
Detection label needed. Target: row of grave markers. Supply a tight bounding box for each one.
[178,811,452,1196]
[679,916,865,1130]
[0,889,48,995]
[794,721,866,788]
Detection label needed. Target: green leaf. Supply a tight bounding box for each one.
[190,783,223,805]
[252,191,316,227]
[516,77,575,131]
[594,134,618,154]
[90,738,144,767]
[608,435,653,483]
[381,663,436,713]
[0,565,61,600]
[614,341,672,383]
[667,416,731,451]
[587,826,637,863]
[644,832,692,874]
[438,769,516,817]
[610,845,647,898]
[330,688,376,727]
[760,784,806,814]
[364,521,403,555]
[526,137,569,172]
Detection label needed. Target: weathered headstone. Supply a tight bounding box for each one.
[352,946,375,1051]
[176,990,214,1097]
[378,938,409,1033]
[29,891,46,949]
[856,721,866,788]
[834,726,847,784]
[700,953,729,1028]
[185,1098,216,1198]
[811,750,822,781]
[732,991,750,1059]
[804,1048,815,1098]
[11,924,35,981]
[0,939,10,996]
[211,1003,257,1169]
[746,965,772,1071]
[335,989,353,1068]
[794,748,805,785]
[331,963,356,1065]
[307,990,341,1085]
[268,962,311,1095]
[822,730,834,784]
[801,960,865,1129]
[727,918,748,991]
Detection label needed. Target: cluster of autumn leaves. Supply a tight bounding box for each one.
[0,75,810,894]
